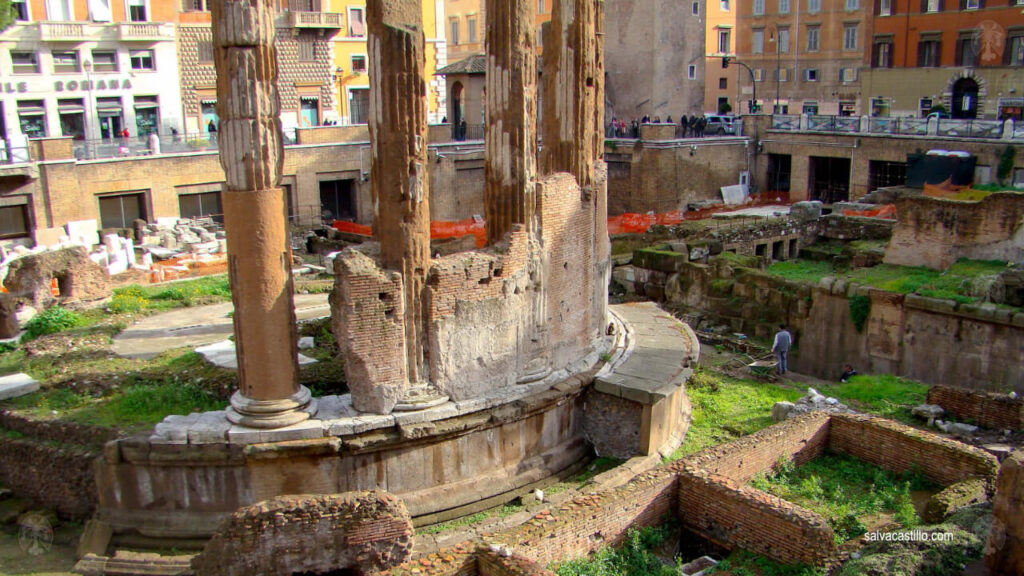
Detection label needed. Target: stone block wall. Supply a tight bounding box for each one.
[191,492,413,576]
[829,414,999,487]
[581,388,644,459]
[676,467,836,566]
[817,214,895,241]
[884,194,1024,270]
[927,385,1024,431]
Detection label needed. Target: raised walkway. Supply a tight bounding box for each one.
[110,293,330,359]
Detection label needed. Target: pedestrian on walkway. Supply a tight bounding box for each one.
[772,323,792,375]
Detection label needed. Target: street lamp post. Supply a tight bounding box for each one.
[721,56,757,114]
[83,59,94,158]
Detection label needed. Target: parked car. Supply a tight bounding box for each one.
[704,114,736,135]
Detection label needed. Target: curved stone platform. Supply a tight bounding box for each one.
[94,303,698,540]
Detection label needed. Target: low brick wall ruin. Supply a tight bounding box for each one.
[829,414,1000,487]
[677,467,835,566]
[376,412,998,573]
[0,411,117,519]
[927,385,1024,431]
[192,492,413,576]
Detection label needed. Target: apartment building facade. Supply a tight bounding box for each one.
[705,0,739,114]
[736,0,872,116]
[862,0,1024,119]
[0,0,183,144]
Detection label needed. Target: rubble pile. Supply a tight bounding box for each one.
[137,217,227,258]
[772,387,856,421]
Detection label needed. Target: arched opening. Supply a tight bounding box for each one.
[952,77,979,119]
[451,81,465,140]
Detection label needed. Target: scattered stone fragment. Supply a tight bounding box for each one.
[912,404,945,426]
[0,373,40,401]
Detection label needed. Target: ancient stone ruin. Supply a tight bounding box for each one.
[331,0,610,414]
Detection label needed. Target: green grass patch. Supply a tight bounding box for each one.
[552,524,681,576]
[818,374,928,423]
[710,549,826,576]
[750,452,934,544]
[766,260,834,284]
[415,512,489,535]
[667,369,803,461]
[115,275,232,310]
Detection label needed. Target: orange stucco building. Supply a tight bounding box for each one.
[862,0,1024,119]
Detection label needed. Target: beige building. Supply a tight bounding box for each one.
[705,0,739,114]
[605,0,706,121]
[445,0,485,63]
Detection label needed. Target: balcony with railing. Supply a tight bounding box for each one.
[117,22,174,41]
[286,10,344,28]
[770,114,1021,141]
[38,21,88,41]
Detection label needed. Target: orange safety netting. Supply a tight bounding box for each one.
[333,191,795,242]
[842,204,896,219]
[333,217,487,248]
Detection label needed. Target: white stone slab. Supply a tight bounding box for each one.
[720,184,749,205]
[195,339,317,370]
[0,373,39,400]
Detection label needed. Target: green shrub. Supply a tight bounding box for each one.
[848,295,871,332]
[22,306,84,341]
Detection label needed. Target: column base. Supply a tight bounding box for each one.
[226,386,318,429]
[393,383,449,412]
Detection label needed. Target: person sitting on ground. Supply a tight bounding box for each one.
[772,323,792,375]
[840,364,857,383]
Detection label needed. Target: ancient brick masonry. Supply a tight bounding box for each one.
[927,385,1024,431]
[367,0,431,390]
[191,492,413,576]
[212,0,314,427]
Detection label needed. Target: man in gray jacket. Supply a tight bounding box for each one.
[772,324,792,375]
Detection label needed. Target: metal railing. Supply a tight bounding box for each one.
[936,119,1002,139]
[72,128,298,161]
[772,114,1016,140]
[0,145,31,164]
[451,123,484,141]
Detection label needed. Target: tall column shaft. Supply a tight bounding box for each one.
[541,0,603,189]
[213,0,312,427]
[484,0,537,244]
[367,0,431,385]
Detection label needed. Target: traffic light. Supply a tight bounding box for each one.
[721,57,731,69]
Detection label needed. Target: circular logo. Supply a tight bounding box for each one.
[18,512,53,556]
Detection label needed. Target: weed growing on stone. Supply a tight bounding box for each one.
[767,260,835,283]
[552,524,682,576]
[416,512,489,535]
[546,457,624,495]
[750,452,935,544]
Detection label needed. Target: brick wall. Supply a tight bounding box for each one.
[330,249,408,414]
[477,548,557,576]
[817,214,895,241]
[884,194,1024,270]
[682,412,830,484]
[0,411,114,519]
[677,467,836,566]
[191,492,413,576]
[927,385,1024,431]
[829,414,999,487]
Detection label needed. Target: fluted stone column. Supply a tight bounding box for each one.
[484,0,537,244]
[367,0,431,388]
[213,0,314,428]
[540,0,603,189]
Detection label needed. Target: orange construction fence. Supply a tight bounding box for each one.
[333,218,487,247]
[841,204,896,219]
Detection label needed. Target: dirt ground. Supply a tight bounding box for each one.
[0,525,77,576]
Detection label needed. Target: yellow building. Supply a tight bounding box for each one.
[444,0,550,63]
[332,0,448,125]
[704,0,738,114]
